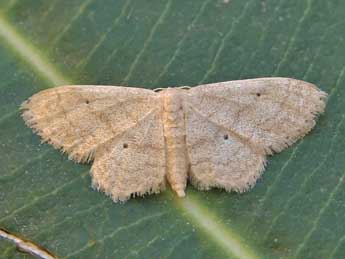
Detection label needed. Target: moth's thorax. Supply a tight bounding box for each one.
[162,88,185,126]
[162,88,182,107]
[161,88,188,197]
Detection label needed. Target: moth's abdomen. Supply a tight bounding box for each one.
[162,89,188,197]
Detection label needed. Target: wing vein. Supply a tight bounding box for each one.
[187,105,264,155]
[96,108,160,152]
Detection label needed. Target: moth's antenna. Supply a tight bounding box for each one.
[153,88,164,92]
[178,86,191,90]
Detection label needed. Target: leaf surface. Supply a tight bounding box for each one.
[1,1,345,258]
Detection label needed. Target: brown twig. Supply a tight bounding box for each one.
[0,228,56,259]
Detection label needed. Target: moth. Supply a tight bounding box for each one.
[21,78,327,202]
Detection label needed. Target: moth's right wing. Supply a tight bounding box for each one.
[184,78,327,192]
[184,105,266,192]
[186,78,327,154]
[21,85,160,163]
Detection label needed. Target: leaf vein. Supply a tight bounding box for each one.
[122,0,173,85]
[0,171,89,223]
[273,0,313,76]
[199,0,254,84]
[76,0,131,69]
[64,212,167,258]
[51,0,94,46]
[153,0,211,86]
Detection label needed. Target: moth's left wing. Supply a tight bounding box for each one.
[21,85,167,202]
[21,85,159,163]
[91,108,166,202]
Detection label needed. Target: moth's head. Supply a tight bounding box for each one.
[153,86,191,92]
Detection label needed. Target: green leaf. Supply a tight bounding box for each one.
[0,0,344,258]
